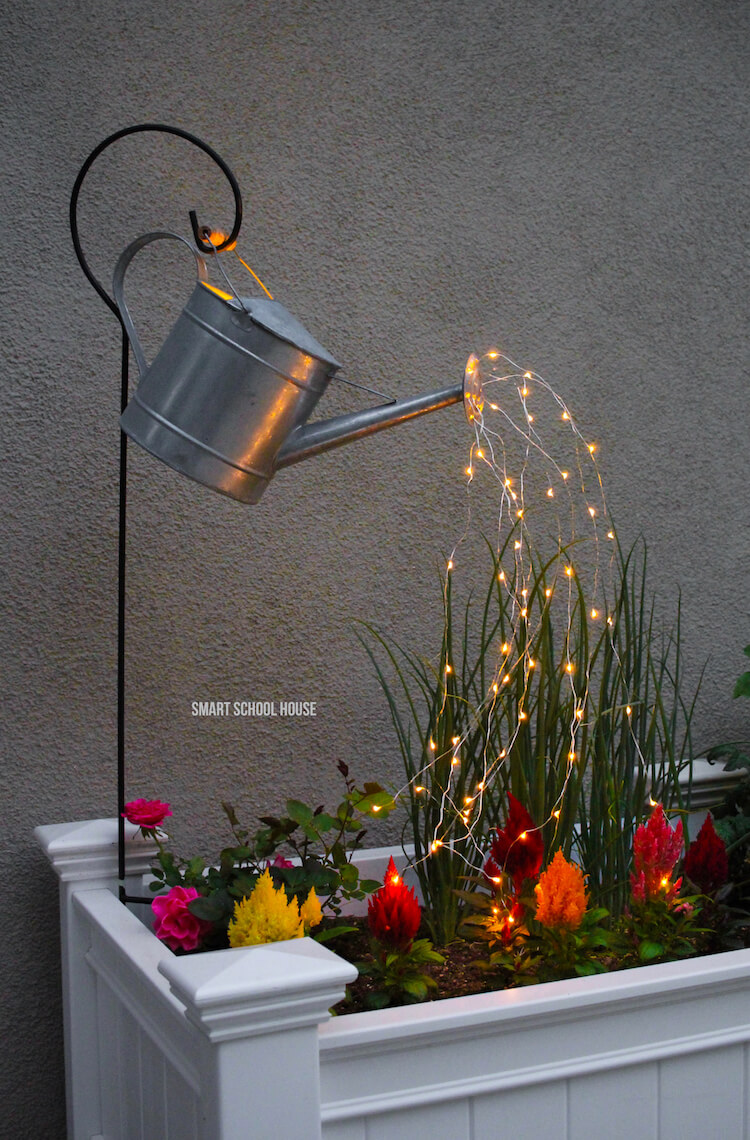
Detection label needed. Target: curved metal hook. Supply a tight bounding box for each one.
[69,122,243,319]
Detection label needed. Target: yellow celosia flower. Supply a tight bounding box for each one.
[228,870,303,948]
[299,886,322,933]
[534,850,588,931]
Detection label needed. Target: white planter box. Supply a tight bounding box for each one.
[37,819,750,1140]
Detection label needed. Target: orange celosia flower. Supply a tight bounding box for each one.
[534,850,588,931]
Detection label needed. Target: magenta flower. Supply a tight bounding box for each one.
[152,885,212,952]
[266,854,294,869]
[122,799,172,829]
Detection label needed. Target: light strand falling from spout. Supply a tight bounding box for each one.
[405,349,649,872]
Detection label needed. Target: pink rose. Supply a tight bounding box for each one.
[266,855,294,869]
[152,885,212,952]
[122,799,172,829]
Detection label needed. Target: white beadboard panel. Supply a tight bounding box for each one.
[323,1119,367,1140]
[118,1004,143,1140]
[471,1081,567,1140]
[568,1062,658,1140]
[365,1099,471,1140]
[658,1045,746,1140]
[139,1030,167,1140]
[96,972,123,1140]
[164,1063,200,1140]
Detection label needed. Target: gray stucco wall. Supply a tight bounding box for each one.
[3,1,748,1134]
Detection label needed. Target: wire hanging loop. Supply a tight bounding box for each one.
[69,122,244,321]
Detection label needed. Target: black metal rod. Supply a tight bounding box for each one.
[117,330,129,898]
[69,125,244,903]
[70,122,244,318]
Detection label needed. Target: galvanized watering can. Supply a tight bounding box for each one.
[115,231,465,504]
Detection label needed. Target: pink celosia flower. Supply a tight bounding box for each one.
[152,885,212,952]
[630,803,683,905]
[266,854,294,869]
[122,798,172,829]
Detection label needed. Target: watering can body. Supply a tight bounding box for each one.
[115,232,464,503]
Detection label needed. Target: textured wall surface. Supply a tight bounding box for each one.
[2,1,748,1134]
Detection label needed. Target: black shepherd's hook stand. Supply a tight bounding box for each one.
[70,124,243,904]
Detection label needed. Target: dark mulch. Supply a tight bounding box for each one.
[326,919,496,1015]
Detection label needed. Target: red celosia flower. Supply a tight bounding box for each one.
[630,803,683,905]
[152,885,212,952]
[367,857,421,951]
[683,813,729,895]
[122,798,172,829]
[483,793,544,890]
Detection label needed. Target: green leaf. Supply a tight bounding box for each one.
[286,799,314,824]
[350,788,397,815]
[280,865,339,896]
[221,801,241,828]
[412,945,445,964]
[359,878,381,894]
[313,924,358,944]
[365,991,392,1010]
[574,961,599,976]
[733,671,750,699]
[401,977,428,1000]
[339,863,359,889]
[313,813,337,833]
[638,940,665,962]
[229,874,259,898]
[187,893,231,922]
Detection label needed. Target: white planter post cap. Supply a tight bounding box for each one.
[159,935,358,1041]
[35,817,157,882]
[160,938,357,1140]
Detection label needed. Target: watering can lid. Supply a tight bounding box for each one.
[233,294,342,370]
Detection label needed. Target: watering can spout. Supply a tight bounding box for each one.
[275,383,465,470]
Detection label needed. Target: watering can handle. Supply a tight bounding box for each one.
[112,231,209,377]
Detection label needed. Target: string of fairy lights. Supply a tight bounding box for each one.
[402,349,649,873]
